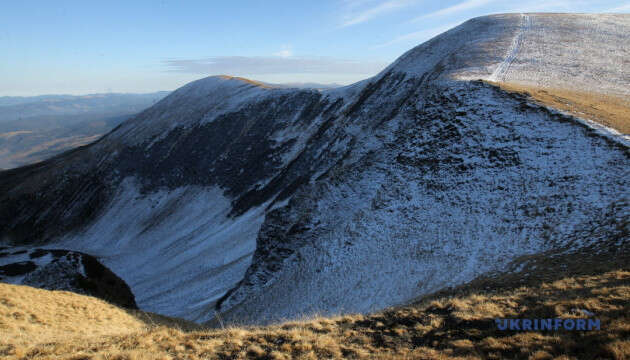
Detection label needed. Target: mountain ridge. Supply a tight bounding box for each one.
[0,13,628,324]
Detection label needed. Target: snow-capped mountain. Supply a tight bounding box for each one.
[0,14,628,324]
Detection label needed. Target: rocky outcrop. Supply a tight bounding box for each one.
[0,249,136,309]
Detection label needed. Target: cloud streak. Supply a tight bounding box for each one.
[608,3,630,12]
[341,0,418,27]
[163,56,388,75]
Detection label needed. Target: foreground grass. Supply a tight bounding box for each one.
[487,82,630,134]
[0,283,201,354]
[2,250,628,359]
[2,271,628,359]
[3,234,630,360]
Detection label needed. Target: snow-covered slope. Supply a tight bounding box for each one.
[0,14,628,323]
[217,80,628,323]
[388,13,629,96]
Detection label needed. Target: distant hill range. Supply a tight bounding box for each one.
[0,92,169,169]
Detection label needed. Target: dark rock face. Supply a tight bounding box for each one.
[76,252,137,309]
[113,91,341,217]
[0,161,112,245]
[0,249,137,309]
[0,261,37,276]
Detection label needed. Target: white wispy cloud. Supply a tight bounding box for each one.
[341,0,379,10]
[412,0,497,20]
[341,0,418,27]
[163,56,388,75]
[273,49,293,57]
[608,2,630,12]
[373,22,461,47]
[273,45,293,58]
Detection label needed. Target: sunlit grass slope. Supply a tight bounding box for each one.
[488,81,630,134]
[1,244,628,360]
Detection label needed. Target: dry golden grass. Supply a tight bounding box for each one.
[218,75,273,89]
[0,283,145,344]
[487,81,630,134]
[0,283,201,356]
[2,244,629,360]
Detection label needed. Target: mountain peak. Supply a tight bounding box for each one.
[104,75,288,146]
[185,75,274,91]
[387,13,629,97]
[217,75,274,88]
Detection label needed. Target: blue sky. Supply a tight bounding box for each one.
[2,0,629,96]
